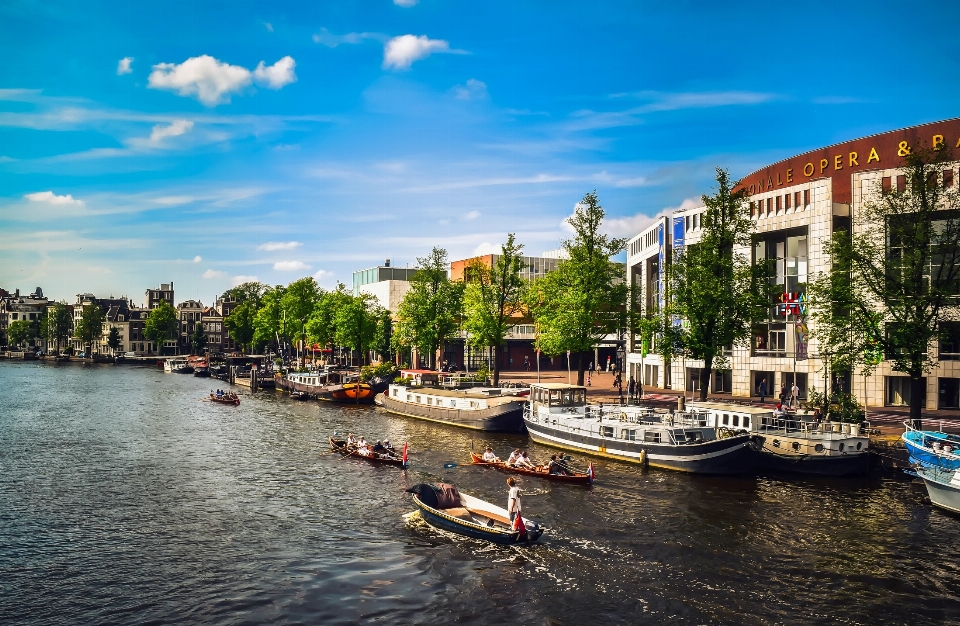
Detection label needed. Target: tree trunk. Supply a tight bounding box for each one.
[910,374,925,430]
[698,354,713,402]
[492,343,501,386]
[576,350,586,386]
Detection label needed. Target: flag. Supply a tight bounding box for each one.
[587,462,595,483]
[513,513,527,536]
[402,442,408,468]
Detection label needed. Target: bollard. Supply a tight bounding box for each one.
[677,396,685,412]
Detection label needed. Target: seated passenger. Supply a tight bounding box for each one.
[482,447,499,462]
[346,433,357,446]
[547,455,561,474]
[516,451,535,470]
[372,440,386,454]
[506,448,522,466]
[383,440,394,451]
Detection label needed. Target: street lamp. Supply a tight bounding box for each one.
[616,339,626,405]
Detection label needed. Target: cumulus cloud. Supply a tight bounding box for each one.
[264,22,274,32]
[148,119,194,144]
[258,241,301,251]
[383,35,455,70]
[117,57,133,75]
[313,269,335,285]
[394,0,419,6]
[472,242,500,255]
[464,210,481,220]
[147,55,297,106]
[231,275,258,286]
[193,255,202,263]
[24,191,84,207]
[203,269,227,279]
[273,260,310,271]
[453,78,487,100]
[591,198,702,238]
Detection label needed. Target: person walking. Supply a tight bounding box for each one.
[791,381,800,408]
[758,378,768,403]
[779,383,788,407]
[628,376,636,403]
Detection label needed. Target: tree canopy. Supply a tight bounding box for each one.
[7,319,33,349]
[75,302,106,354]
[48,302,73,353]
[224,300,257,353]
[144,300,177,355]
[221,281,268,307]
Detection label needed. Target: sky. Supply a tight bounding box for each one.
[2,0,960,305]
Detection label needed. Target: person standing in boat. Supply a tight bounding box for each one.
[506,477,521,524]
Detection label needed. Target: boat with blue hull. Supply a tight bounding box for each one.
[407,483,543,544]
[911,465,960,514]
[902,424,960,470]
[522,383,758,474]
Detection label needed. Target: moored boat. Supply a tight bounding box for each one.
[523,383,757,474]
[901,424,960,470]
[912,465,960,514]
[163,357,193,373]
[328,381,376,403]
[406,482,543,544]
[378,384,527,432]
[329,437,406,466]
[469,452,594,484]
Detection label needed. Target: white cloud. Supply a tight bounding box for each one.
[464,210,481,220]
[203,269,227,279]
[383,35,455,70]
[313,269,335,285]
[273,260,310,271]
[117,57,133,75]
[394,0,419,6]
[264,22,274,32]
[252,56,297,89]
[453,78,488,100]
[148,119,194,144]
[147,55,297,106]
[472,242,500,255]
[24,191,84,207]
[193,255,202,263]
[312,28,384,47]
[231,275,259,286]
[593,198,702,238]
[258,241,301,251]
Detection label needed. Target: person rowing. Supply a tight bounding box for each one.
[346,433,358,446]
[372,440,386,454]
[482,447,500,462]
[506,448,521,466]
[356,438,372,457]
[383,440,394,452]
[516,451,535,470]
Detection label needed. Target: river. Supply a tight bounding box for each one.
[1,362,957,625]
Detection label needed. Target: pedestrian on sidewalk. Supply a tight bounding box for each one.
[587,371,592,386]
[638,376,644,400]
[779,383,788,407]
[758,378,768,403]
[791,382,799,408]
[628,376,636,403]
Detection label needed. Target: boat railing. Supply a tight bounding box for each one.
[758,416,866,437]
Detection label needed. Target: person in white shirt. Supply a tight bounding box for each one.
[516,451,535,470]
[346,433,357,446]
[506,448,521,466]
[790,383,800,408]
[506,477,521,523]
[482,447,499,462]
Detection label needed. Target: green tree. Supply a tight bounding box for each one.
[48,302,73,354]
[253,285,288,354]
[191,322,207,355]
[394,247,464,369]
[224,300,257,353]
[810,145,960,427]
[306,284,351,354]
[334,293,382,366]
[221,281,267,307]
[669,168,770,401]
[7,319,32,349]
[462,234,527,385]
[144,300,177,355]
[75,303,106,356]
[527,192,627,385]
[281,277,323,364]
[373,307,394,363]
[107,326,122,353]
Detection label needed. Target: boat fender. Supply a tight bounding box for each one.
[619,412,628,422]
[639,449,648,466]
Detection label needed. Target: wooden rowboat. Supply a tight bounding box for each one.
[209,393,240,405]
[470,452,593,484]
[407,482,543,545]
[327,382,376,403]
[329,437,406,466]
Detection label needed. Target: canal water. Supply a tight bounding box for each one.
[1,362,958,625]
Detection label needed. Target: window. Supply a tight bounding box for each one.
[767,198,773,213]
[733,415,740,427]
[752,201,758,217]
[784,193,791,210]
[722,414,729,425]
[644,431,661,443]
[804,189,810,206]
[776,195,782,211]
[602,426,614,438]
[897,175,906,192]
[940,322,960,360]
[685,216,691,231]
[743,416,750,429]
[622,429,636,441]
[794,191,801,208]
[11,313,17,320]
[945,169,955,188]
[886,376,924,407]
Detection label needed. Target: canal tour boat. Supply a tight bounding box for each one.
[689,402,871,476]
[522,383,758,474]
[406,482,543,544]
[911,465,960,514]
[901,424,960,470]
[377,384,527,433]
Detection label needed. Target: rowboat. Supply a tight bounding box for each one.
[329,437,406,466]
[328,382,376,403]
[469,452,594,484]
[209,393,240,405]
[407,482,543,545]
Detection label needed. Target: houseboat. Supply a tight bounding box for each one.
[281,367,379,403]
[522,383,758,474]
[688,401,871,476]
[377,384,527,432]
[163,357,192,373]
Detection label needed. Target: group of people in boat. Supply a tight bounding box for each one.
[482,447,573,475]
[212,389,238,401]
[344,433,398,459]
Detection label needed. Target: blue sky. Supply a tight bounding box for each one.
[2,0,959,304]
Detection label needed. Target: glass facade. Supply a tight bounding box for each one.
[352,266,419,295]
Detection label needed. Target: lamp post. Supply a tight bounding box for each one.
[616,336,626,406]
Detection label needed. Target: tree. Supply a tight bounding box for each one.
[307,285,351,357]
[48,302,73,354]
[221,281,267,307]
[281,277,323,364]
[373,307,394,363]
[144,300,177,355]
[253,285,287,355]
[394,247,464,369]
[75,303,106,356]
[810,145,960,427]
[334,293,382,366]
[527,192,627,385]
[191,322,207,355]
[224,300,257,353]
[7,320,32,349]
[462,234,527,385]
[107,326,122,354]
[669,168,770,401]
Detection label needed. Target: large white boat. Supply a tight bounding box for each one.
[913,465,960,514]
[163,357,192,373]
[378,384,527,432]
[522,383,757,474]
[689,401,870,476]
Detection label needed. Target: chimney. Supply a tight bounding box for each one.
[384,259,391,267]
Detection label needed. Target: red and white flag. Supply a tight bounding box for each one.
[402,442,408,468]
[587,462,595,483]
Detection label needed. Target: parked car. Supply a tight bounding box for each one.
[123,351,137,358]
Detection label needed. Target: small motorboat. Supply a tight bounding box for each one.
[209,392,240,405]
[470,452,594,484]
[290,391,310,401]
[911,465,960,514]
[193,367,210,377]
[407,483,543,545]
[329,437,406,466]
[902,424,960,470]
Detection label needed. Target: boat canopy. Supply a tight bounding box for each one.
[530,383,586,407]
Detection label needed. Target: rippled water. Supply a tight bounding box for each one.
[1,362,958,625]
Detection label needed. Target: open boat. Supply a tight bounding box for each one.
[329,437,406,466]
[469,452,593,484]
[910,464,960,514]
[209,392,240,405]
[902,423,960,470]
[407,483,543,545]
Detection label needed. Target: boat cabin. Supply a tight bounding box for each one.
[529,383,587,416]
[400,369,440,386]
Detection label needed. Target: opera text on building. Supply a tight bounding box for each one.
[626,118,960,410]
